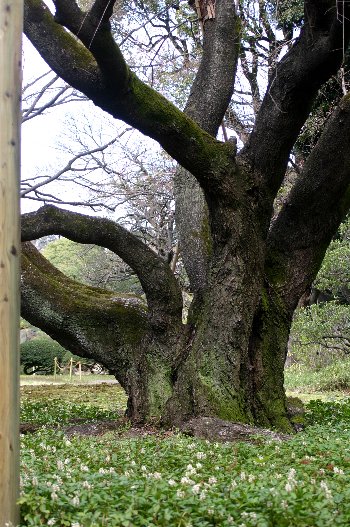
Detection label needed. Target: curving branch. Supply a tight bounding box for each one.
[240,0,350,196]
[24,0,239,197]
[21,205,183,329]
[267,94,350,312]
[21,241,148,386]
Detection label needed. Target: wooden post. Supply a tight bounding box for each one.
[0,0,23,525]
[69,358,73,382]
[78,362,82,382]
[54,357,57,380]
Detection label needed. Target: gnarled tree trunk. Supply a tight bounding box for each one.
[20,0,350,432]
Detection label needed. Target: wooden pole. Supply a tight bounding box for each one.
[78,362,82,382]
[69,358,73,382]
[0,0,23,525]
[54,356,57,380]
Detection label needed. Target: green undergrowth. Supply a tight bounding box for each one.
[21,382,127,413]
[285,360,350,393]
[20,384,350,526]
[21,384,127,427]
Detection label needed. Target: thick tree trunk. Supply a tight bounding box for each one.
[123,282,293,432]
[20,0,350,435]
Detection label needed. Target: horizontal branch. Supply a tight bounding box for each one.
[21,242,148,385]
[21,205,183,329]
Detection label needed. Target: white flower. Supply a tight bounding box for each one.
[141,465,147,472]
[51,492,58,500]
[47,519,56,526]
[199,491,206,500]
[109,467,115,473]
[285,483,293,492]
[99,468,106,474]
[71,523,81,527]
[57,460,64,470]
[80,464,89,472]
[196,462,202,469]
[227,516,234,524]
[177,490,185,498]
[64,458,70,465]
[208,509,214,515]
[281,500,288,509]
[131,460,136,466]
[196,452,206,459]
[320,480,332,499]
[106,455,111,462]
[32,476,38,486]
[288,468,296,480]
[333,467,344,474]
[153,472,162,480]
[248,474,255,483]
[64,440,71,446]
[83,480,91,489]
[181,476,194,485]
[168,479,176,486]
[72,495,80,506]
[240,472,246,481]
[208,476,217,484]
[230,480,237,489]
[192,484,201,494]
[52,484,60,492]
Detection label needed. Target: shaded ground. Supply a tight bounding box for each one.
[20,417,291,443]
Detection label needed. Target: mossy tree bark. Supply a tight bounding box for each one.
[21,0,350,431]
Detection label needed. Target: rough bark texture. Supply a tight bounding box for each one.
[21,0,350,431]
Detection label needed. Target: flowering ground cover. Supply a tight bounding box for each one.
[20,383,350,527]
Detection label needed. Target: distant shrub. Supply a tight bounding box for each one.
[20,338,67,375]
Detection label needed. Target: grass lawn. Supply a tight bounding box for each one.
[20,374,117,386]
[19,376,350,526]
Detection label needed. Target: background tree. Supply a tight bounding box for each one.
[42,237,142,293]
[21,0,350,431]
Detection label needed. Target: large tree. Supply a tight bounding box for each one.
[21,0,350,431]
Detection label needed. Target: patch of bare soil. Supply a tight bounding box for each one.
[64,419,175,439]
